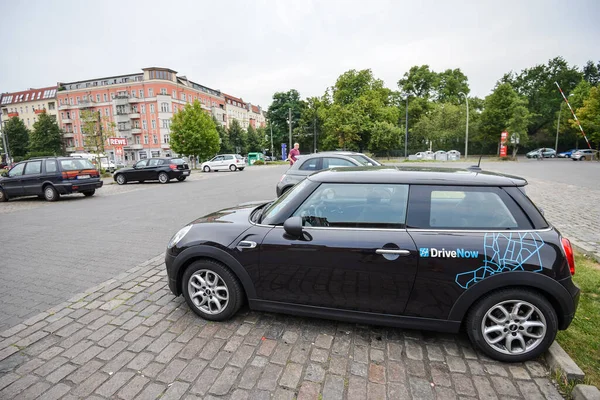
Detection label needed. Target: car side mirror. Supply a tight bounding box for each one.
[1,172,7,177]
[283,216,303,238]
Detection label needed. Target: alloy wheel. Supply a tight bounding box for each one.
[159,173,169,183]
[481,300,546,355]
[187,270,229,315]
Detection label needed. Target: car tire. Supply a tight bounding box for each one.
[466,288,557,362]
[83,190,95,197]
[581,156,586,161]
[116,174,127,185]
[182,260,244,321]
[203,166,210,172]
[0,188,7,202]
[177,176,186,182]
[158,172,170,184]
[43,185,59,202]
[229,164,237,172]
[551,154,556,158]
[238,167,244,171]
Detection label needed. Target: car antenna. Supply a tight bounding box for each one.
[467,155,483,172]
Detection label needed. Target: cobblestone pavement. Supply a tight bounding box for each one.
[0,255,565,399]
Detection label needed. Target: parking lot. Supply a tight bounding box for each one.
[0,158,598,399]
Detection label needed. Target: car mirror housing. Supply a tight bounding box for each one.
[283,216,303,238]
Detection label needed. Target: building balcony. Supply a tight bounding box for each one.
[161,143,170,150]
[78,100,96,108]
[63,132,75,138]
[130,144,143,150]
[7,112,18,118]
[65,146,76,152]
[131,128,141,134]
[130,112,140,119]
[58,104,71,111]
[34,109,46,115]
[62,118,73,124]
[128,97,142,103]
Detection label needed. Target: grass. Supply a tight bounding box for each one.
[555,253,600,389]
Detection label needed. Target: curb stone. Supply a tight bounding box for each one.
[570,239,600,264]
[545,341,585,381]
[572,384,600,400]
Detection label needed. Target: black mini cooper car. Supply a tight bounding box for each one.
[165,167,579,362]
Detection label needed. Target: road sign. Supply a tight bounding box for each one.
[281,143,287,161]
[500,131,508,157]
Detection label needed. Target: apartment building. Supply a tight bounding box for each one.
[0,86,58,128]
[57,67,231,163]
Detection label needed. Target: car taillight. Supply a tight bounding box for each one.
[561,237,575,276]
[236,159,239,163]
[169,164,177,170]
[61,172,69,179]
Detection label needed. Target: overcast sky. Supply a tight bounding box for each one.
[1,0,598,108]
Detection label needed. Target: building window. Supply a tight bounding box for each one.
[135,135,140,144]
[162,119,170,129]
[139,90,144,98]
[141,105,146,114]
[148,88,154,97]
[163,134,170,143]
[181,93,186,101]
[172,90,176,98]
[153,134,158,144]
[74,125,78,134]
[160,102,169,112]
[150,104,155,113]
[160,88,167,95]
[105,108,109,116]
[76,97,80,104]
[25,106,28,113]
[142,120,147,129]
[151,119,156,129]
[103,93,108,102]
[75,139,79,147]
[61,112,65,119]
[144,135,148,144]
[111,93,115,100]
[131,90,136,98]
[95,94,99,102]
[173,105,177,113]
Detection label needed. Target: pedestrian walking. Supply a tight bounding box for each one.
[287,143,300,166]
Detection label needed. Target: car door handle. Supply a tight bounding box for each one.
[376,249,411,256]
[237,240,257,250]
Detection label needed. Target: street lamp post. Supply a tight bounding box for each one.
[404,96,409,159]
[458,92,469,159]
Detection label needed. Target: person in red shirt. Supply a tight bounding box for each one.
[287,143,300,166]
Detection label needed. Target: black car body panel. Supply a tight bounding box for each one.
[166,167,580,341]
[114,157,190,183]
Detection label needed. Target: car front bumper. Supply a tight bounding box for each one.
[165,251,179,295]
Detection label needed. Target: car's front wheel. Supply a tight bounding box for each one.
[158,172,170,184]
[466,288,557,362]
[581,156,586,161]
[203,166,210,172]
[0,188,7,202]
[182,260,243,321]
[115,174,127,185]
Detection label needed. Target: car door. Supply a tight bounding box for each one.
[211,156,224,170]
[22,160,43,195]
[258,182,418,315]
[131,160,148,181]
[146,159,161,180]
[404,185,536,320]
[2,162,26,197]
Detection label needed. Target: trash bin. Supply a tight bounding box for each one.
[247,152,265,165]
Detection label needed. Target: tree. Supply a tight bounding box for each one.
[227,119,247,154]
[246,124,262,152]
[506,97,532,158]
[436,69,470,102]
[572,85,600,148]
[583,60,600,85]
[296,96,327,153]
[170,100,220,162]
[412,103,465,152]
[368,121,402,159]
[398,65,438,98]
[213,116,232,153]
[29,113,63,157]
[266,89,305,147]
[3,117,29,160]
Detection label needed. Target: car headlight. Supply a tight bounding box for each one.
[168,225,192,249]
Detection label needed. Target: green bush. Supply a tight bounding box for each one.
[253,160,265,166]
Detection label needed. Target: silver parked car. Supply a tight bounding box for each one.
[276,151,380,196]
[571,149,598,161]
[201,154,245,172]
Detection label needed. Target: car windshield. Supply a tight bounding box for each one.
[171,158,186,165]
[348,154,380,166]
[60,159,96,170]
[261,179,311,223]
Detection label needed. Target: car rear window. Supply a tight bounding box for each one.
[349,155,379,166]
[170,158,186,165]
[60,159,96,171]
[235,155,244,159]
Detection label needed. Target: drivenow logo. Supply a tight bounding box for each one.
[419,248,479,258]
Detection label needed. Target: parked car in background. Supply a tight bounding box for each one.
[571,149,598,161]
[276,151,380,196]
[113,157,190,185]
[201,154,245,172]
[166,166,579,362]
[526,148,556,158]
[558,149,578,158]
[0,157,103,202]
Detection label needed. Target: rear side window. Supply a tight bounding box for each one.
[323,157,355,168]
[407,186,532,230]
[46,160,57,173]
[299,158,320,171]
[148,159,160,166]
[24,161,42,175]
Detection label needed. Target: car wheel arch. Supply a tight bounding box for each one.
[173,245,257,300]
[448,271,574,330]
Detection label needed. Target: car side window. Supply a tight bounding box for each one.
[45,160,57,173]
[299,158,320,171]
[135,160,148,168]
[224,155,233,160]
[23,161,42,175]
[407,186,531,230]
[8,163,25,177]
[213,156,223,162]
[293,183,409,229]
[148,159,160,167]
[323,157,355,168]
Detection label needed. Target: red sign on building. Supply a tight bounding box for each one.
[108,137,128,146]
[500,131,508,157]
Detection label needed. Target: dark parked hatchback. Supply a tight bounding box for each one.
[165,167,579,362]
[113,157,190,185]
[0,157,103,202]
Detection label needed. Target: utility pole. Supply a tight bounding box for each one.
[1,122,10,164]
[269,122,274,157]
[459,92,469,159]
[288,107,292,151]
[404,96,409,159]
[313,115,317,153]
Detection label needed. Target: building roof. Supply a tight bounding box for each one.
[1,86,58,106]
[251,105,261,114]
[223,93,245,105]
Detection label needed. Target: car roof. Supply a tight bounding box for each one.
[307,166,527,187]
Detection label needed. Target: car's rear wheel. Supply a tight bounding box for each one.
[158,172,170,184]
[43,185,59,202]
[229,164,237,172]
[116,174,127,185]
[83,190,95,197]
[551,154,556,158]
[0,188,7,202]
[466,288,557,362]
[203,166,210,172]
[182,260,243,321]
[177,176,186,182]
[581,156,586,161]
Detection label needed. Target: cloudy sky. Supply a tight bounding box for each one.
[0,0,598,107]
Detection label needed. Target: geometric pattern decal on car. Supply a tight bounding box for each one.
[455,232,545,289]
